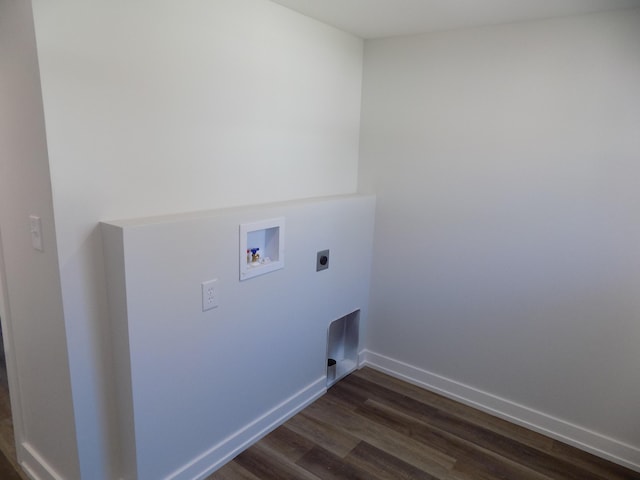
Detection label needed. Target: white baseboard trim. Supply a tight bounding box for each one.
[19,442,66,480]
[167,376,327,480]
[359,349,640,473]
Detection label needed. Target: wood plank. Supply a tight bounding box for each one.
[303,394,454,477]
[209,368,640,480]
[344,441,440,480]
[343,373,612,480]
[355,398,552,480]
[284,411,360,458]
[0,371,27,480]
[448,456,551,480]
[258,425,315,463]
[353,370,640,480]
[354,367,555,453]
[0,449,22,480]
[296,444,372,480]
[550,441,640,480]
[206,460,262,480]
[232,442,321,480]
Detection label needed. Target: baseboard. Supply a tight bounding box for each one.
[19,442,66,480]
[167,376,327,480]
[359,349,640,473]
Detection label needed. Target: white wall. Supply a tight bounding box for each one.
[28,0,363,477]
[14,0,639,475]
[102,195,375,479]
[0,1,80,478]
[359,8,640,469]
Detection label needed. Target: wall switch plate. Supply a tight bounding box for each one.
[201,279,218,311]
[316,249,330,272]
[29,215,43,252]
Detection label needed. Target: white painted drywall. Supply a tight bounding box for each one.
[28,0,363,477]
[359,7,640,466]
[0,1,80,478]
[270,0,640,39]
[102,195,375,479]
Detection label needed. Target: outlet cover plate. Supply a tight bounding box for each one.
[201,279,218,311]
[316,250,330,272]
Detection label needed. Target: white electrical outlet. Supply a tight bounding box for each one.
[201,279,219,311]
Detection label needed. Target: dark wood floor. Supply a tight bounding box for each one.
[0,352,26,479]
[0,365,637,479]
[210,367,640,480]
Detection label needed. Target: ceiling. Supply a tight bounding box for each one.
[269,0,640,38]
